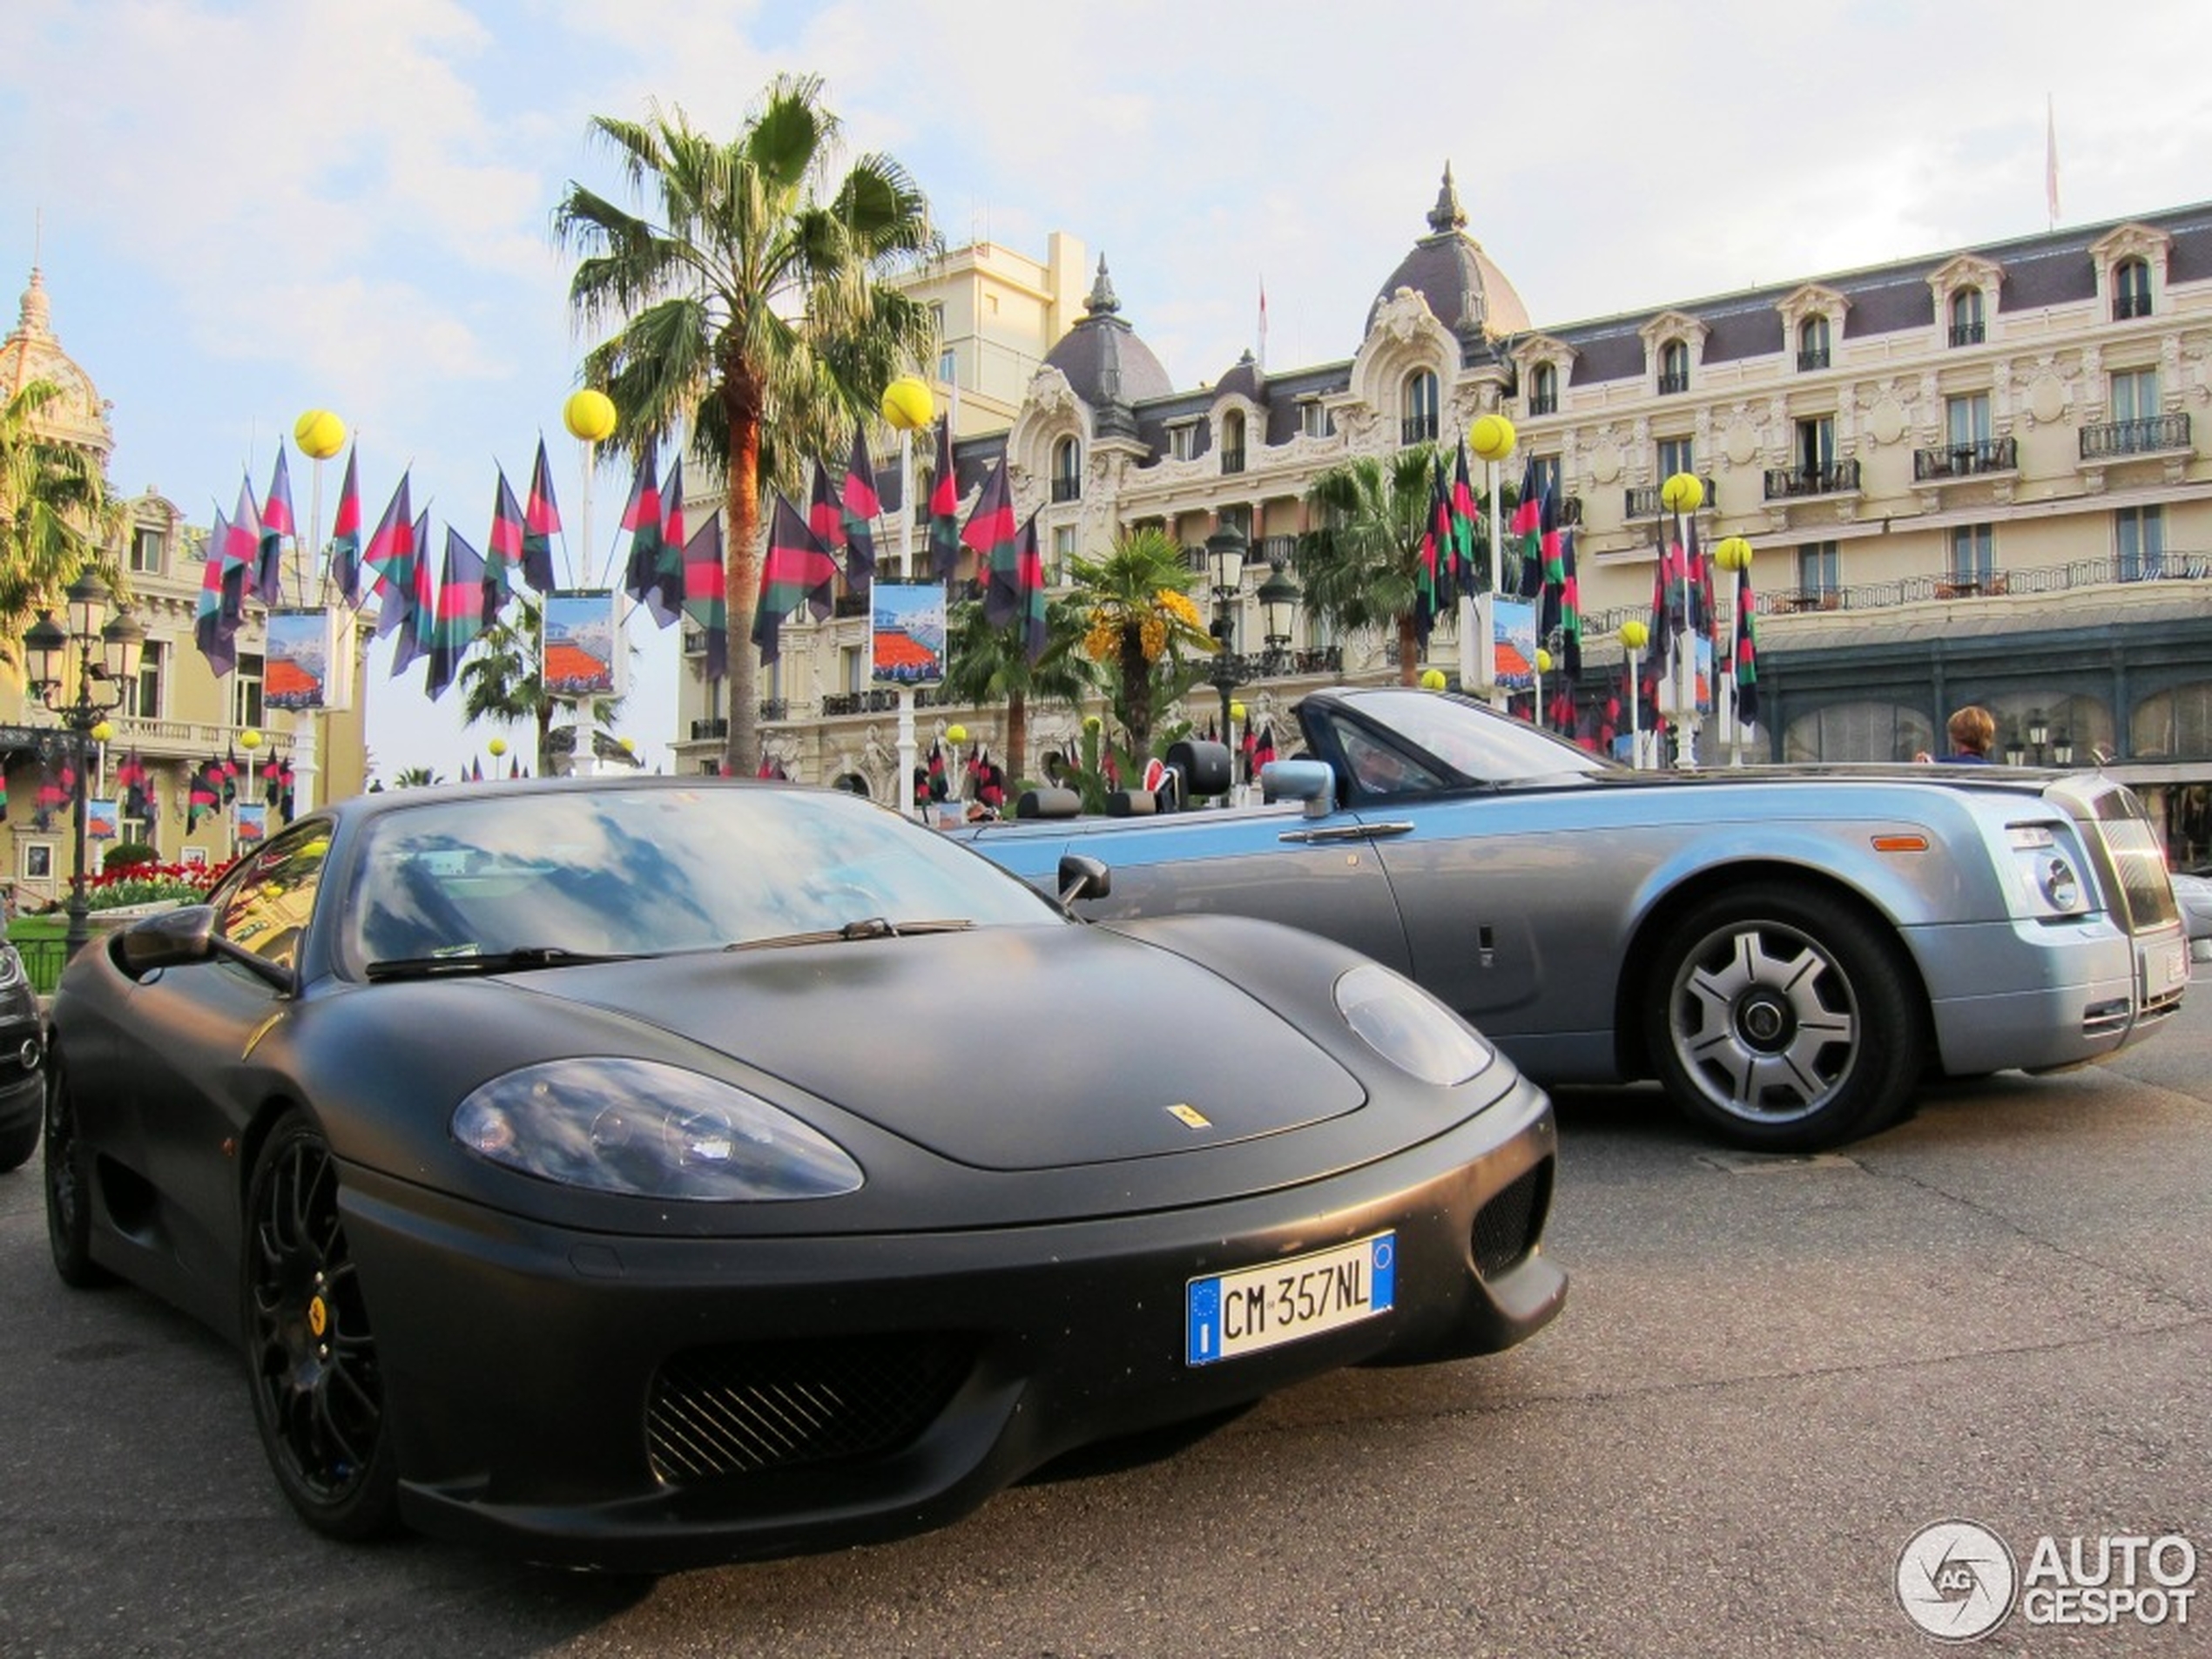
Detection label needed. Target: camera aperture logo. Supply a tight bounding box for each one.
[1897,1520,2198,1641]
[1898,1521,2017,1641]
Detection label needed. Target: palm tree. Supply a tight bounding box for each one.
[556,75,939,778]
[1067,528,1216,765]
[1293,446,1447,686]
[391,767,442,789]
[0,377,118,662]
[457,595,621,777]
[939,592,1091,787]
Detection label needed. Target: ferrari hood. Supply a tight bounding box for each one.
[509,923,1366,1171]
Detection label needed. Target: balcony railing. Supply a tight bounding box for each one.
[2115,292,2154,321]
[1948,320,1986,347]
[1050,476,1082,503]
[1219,447,1245,475]
[1624,476,1716,518]
[1797,347,1831,372]
[1255,535,1298,566]
[1401,414,1439,446]
[2080,413,2191,462]
[1527,393,1557,416]
[1763,458,1862,500]
[833,593,869,618]
[1912,435,2016,481]
[1656,371,1691,395]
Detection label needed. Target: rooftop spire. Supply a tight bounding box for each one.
[1084,255,1121,319]
[1427,163,1467,236]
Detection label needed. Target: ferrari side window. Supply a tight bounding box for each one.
[1336,723,1445,798]
[218,828,331,974]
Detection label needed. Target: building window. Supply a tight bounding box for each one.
[234,652,265,730]
[1948,523,1994,585]
[1402,369,1439,444]
[1946,392,1993,448]
[130,526,165,575]
[125,640,165,719]
[1527,455,1562,507]
[1657,340,1690,395]
[1218,503,1253,541]
[1796,415,1836,475]
[1528,362,1558,416]
[1051,436,1081,503]
[1797,316,1831,372]
[1220,411,1246,475]
[2117,505,2166,580]
[19,842,54,883]
[1168,423,1200,462]
[1657,435,1695,482]
[937,347,956,383]
[2114,257,2153,320]
[2110,366,2158,424]
[1299,400,1332,440]
[1051,524,1077,582]
[840,647,866,695]
[1797,541,1840,597]
[1947,287,1985,347]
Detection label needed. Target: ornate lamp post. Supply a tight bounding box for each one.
[1204,522,1251,753]
[1257,558,1300,671]
[24,572,146,959]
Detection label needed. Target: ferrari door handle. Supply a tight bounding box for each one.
[1279,821,1416,845]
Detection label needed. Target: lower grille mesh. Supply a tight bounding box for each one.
[648,1334,973,1485]
[1472,1161,1550,1279]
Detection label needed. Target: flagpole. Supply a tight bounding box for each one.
[291,409,347,815]
[1467,414,1514,708]
[880,375,934,818]
[1662,471,1703,769]
[1619,622,1647,771]
[1716,536,1753,766]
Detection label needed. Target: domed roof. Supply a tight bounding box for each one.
[1365,165,1529,347]
[1212,349,1263,402]
[1042,257,1175,427]
[1,266,113,457]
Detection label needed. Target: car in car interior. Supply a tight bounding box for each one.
[40,776,1564,1572]
[958,687,2189,1151]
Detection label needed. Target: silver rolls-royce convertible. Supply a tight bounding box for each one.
[959,688,2188,1151]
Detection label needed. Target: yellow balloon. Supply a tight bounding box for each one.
[293,408,346,460]
[1469,413,1517,463]
[240,728,264,751]
[488,737,508,757]
[1419,668,1447,691]
[1660,472,1704,514]
[563,388,617,442]
[946,724,968,745]
[1535,648,1554,674]
[1715,536,1754,571]
[1620,619,1650,651]
[881,375,934,433]
[1229,702,1246,725]
[90,719,115,744]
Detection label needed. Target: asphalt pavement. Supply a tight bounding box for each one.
[2,977,2207,1658]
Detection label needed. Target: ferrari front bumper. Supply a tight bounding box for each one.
[339,1074,1563,1572]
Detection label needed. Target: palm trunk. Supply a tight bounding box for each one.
[1398,611,1420,685]
[1118,628,1152,764]
[1006,688,1028,787]
[724,402,764,778]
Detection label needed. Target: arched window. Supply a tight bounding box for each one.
[1221,411,1246,475]
[1051,436,1081,503]
[1797,315,1831,371]
[2114,257,2153,320]
[1948,288,1986,347]
[1529,362,1558,415]
[1402,369,1439,445]
[1658,340,1690,394]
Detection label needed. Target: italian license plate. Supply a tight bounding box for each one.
[1185,1232,1395,1366]
[2148,941,2188,994]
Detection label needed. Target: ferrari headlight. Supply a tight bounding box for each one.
[453,1057,863,1201]
[1332,962,1492,1087]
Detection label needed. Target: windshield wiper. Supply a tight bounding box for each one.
[365,945,634,981]
[725,918,975,952]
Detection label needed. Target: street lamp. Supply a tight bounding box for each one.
[1257,558,1300,669]
[1204,521,1251,750]
[2026,709,2050,752]
[24,571,147,959]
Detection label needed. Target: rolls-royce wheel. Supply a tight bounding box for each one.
[1643,884,1922,1152]
[244,1112,401,1541]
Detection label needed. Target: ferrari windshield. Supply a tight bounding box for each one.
[1340,689,1617,784]
[343,784,1061,973]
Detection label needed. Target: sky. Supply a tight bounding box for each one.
[5,0,2211,784]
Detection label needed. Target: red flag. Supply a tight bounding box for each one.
[486,469,525,621]
[967,454,1019,622]
[523,436,560,593]
[257,448,295,605]
[680,509,727,681]
[927,417,961,582]
[328,444,364,605]
[840,423,880,590]
[752,494,839,664]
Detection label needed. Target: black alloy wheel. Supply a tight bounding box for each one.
[1643,882,1923,1152]
[44,1059,115,1289]
[244,1113,401,1541]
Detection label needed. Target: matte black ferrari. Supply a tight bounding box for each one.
[41,778,1562,1571]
